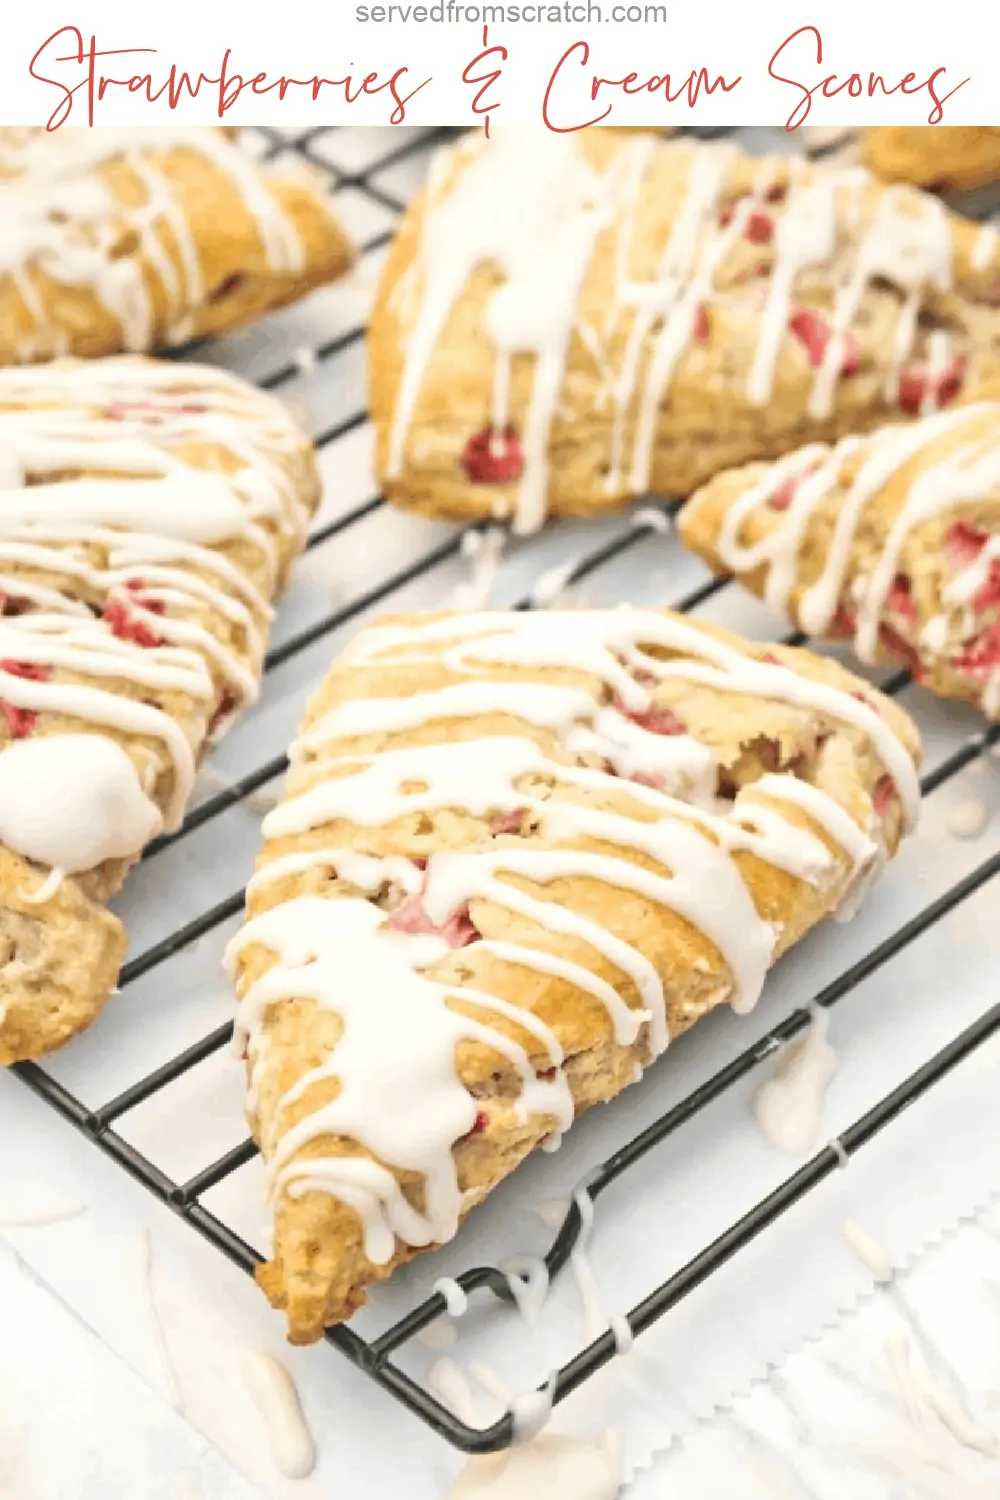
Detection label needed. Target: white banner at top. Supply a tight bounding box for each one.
[1,0,997,130]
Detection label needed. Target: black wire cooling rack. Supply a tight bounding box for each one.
[9,124,1000,1454]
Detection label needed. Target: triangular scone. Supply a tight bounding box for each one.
[368,128,1000,536]
[227,608,921,1342]
[0,357,320,1063]
[0,127,353,365]
[861,127,1000,193]
[678,400,1000,721]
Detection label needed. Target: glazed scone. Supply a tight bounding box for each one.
[862,128,1000,193]
[0,356,321,1063]
[679,401,1000,721]
[0,126,353,365]
[226,607,921,1342]
[368,128,1000,535]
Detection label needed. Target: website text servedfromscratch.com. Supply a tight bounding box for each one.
[355,4,669,21]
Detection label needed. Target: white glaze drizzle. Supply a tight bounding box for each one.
[0,359,305,863]
[387,131,640,534]
[418,1317,458,1350]
[947,798,991,839]
[840,1218,894,1283]
[137,1226,185,1413]
[753,1009,837,1157]
[339,610,919,825]
[391,134,961,529]
[0,1181,86,1227]
[0,127,307,356]
[229,608,910,1267]
[706,401,1000,711]
[0,734,162,873]
[241,1351,317,1480]
[971,223,999,274]
[883,1331,1000,1457]
[450,1429,624,1500]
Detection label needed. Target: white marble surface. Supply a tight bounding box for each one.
[2,123,1000,1499]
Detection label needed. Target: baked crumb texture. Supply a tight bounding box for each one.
[679,397,1000,722]
[0,126,353,365]
[228,608,922,1342]
[0,357,321,1064]
[368,129,1000,536]
[862,127,1000,192]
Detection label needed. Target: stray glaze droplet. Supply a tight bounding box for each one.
[418,1317,458,1350]
[840,1218,894,1283]
[241,1350,317,1480]
[535,1197,570,1232]
[947,798,991,840]
[0,1183,86,1228]
[753,1010,837,1156]
[883,1331,1000,1457]
[449,1428,624,1500]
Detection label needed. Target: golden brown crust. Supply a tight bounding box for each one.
[678,401,1000,720]
[232,609,920,1341]
[0,356,321,1062]
[368,130,1000,530]
[0,847,126,1065]
[0,127,354,365]
[862,127,1000,192]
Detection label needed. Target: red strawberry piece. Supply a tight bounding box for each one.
[208,273,245,304]
[465,1110,489,1138]
[105,401,205,421]
[897,353,966,415]
[879,622,927,680]
[745,210,774,245]
[693,303,710,343]
[788,307,861,376]
[760,653,782,666]
[601,759,661,790]
[946,520,988,572]
[767,459,823,513]
[954,620,1000,678]
[411,856,428,871]
[768,477,797,512]
[387,895,480,949]
[944,521,1000,611]
[719,200,773,244]
[0,660,50,739]
[122,578,166,615]
[613,698,686,736]
[490,810,525,836]
[0,593,29,617]
[462,426,524,485]
[102,590,164,649]
[831,602,858,637]
[852,690,881,717]
[974,564,1000,613]
[764,183,787,203]
[886,573,918,625]
[537,1067,558,1080]
[873,774,897,818]
[208,683,240,737]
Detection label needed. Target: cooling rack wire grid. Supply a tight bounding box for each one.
[10,124,1000,1453]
